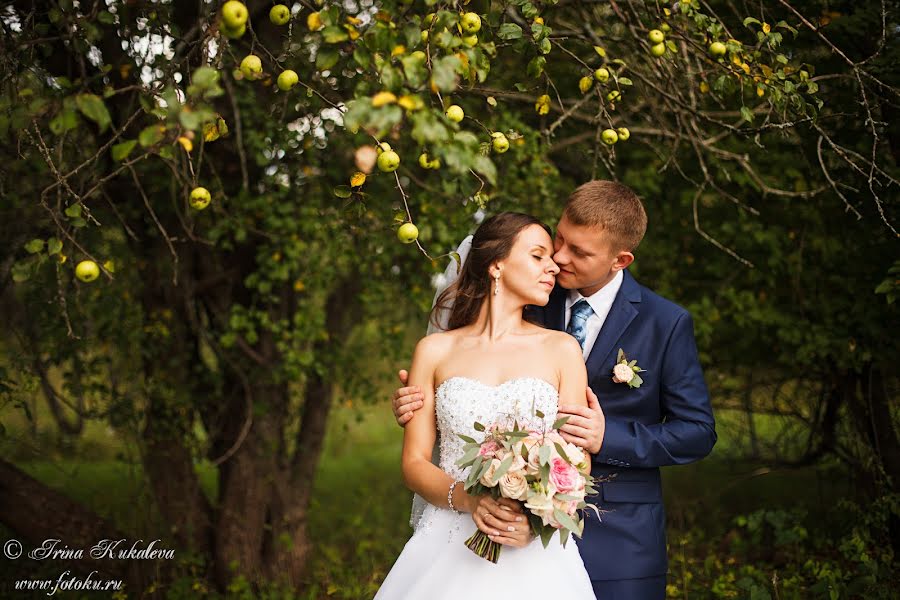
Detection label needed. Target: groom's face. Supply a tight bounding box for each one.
[552,215,621,297]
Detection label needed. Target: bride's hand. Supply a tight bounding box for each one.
[469,496,533,548]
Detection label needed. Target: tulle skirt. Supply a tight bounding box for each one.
[374,504,595,599]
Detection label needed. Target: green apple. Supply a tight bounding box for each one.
[221,1,248,29]
[710,41,727,56]
[445,104,464,122]
[660,23,671,33]
[377,150,401,172]
[75,260,100,282]
[650,42,666,57]
[418,152,431,168]
[221,23,246,39]
[601,128,618,145]
[398,222,419,244]
[269,4,291,26]
[460,12,481,34]
[421,30,429,43]
[648,29,665,44]
[377,141,392,154]
[616,127,630,141]
[240,54,263,79]
[277,69,299,91]
[606,90,621,103]
[594,67,610,83]
[189,186,211,210]
[462,34,478,47]
[491,132,509,153]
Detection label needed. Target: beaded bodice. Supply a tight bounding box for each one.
[434,377,560,481]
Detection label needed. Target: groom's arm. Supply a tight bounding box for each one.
[594,311,717,468]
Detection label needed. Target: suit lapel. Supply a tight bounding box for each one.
[584,270,642,377]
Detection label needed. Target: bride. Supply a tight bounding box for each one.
[374,212,595,599]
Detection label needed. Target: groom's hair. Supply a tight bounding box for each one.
[563,180,647,252]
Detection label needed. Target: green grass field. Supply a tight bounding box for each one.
[0,397,890,599]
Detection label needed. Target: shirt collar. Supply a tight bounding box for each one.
[565,269,624,313]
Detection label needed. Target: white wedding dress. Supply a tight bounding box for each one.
[374,377,595,599]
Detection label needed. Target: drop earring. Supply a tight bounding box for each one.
[493,271,501,296]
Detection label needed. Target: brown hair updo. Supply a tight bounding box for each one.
[429,212,551,331]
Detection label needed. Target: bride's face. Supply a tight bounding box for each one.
[493,225,560,306]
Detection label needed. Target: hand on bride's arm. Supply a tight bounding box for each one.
[555,335,606,455]
[392,369,424,427]
[464,494,533,548]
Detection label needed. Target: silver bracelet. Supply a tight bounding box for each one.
[447,480,463,513]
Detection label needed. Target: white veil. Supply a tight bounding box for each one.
[409,235,473,529]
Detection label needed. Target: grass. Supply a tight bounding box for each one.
[0,397,889,599]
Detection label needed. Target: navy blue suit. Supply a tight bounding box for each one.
[533,270,716,597]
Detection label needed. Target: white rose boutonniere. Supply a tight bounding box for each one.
[612,348,645,389]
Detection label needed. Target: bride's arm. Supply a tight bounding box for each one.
[556,335,592,464]
[400,335,476,513]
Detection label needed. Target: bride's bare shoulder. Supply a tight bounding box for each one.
[412,330,458,362]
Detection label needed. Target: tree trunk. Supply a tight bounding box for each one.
[0,458,153,593]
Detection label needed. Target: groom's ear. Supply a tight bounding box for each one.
[612,251,635,271]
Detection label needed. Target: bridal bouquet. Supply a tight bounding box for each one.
[455,413,599,563]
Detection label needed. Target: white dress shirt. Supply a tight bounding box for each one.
[565,270,624,360]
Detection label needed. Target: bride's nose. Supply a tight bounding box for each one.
[547,260,560,275]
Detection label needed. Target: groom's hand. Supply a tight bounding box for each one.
[392,369,424,427]
[557,386,606,455]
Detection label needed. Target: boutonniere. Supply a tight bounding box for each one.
[612,349,645,389]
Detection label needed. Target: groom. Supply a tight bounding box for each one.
[391,180,717,599]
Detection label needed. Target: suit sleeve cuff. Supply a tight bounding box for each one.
[593,417,633,467]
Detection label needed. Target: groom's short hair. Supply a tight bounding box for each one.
[563,180,648,252]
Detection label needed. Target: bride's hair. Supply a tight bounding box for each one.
[430,212,551,331]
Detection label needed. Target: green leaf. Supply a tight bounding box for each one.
[455,445,480,467]
[805,81,818,94]
[552,416,570,430]
[743,17,761,27]
[526,56,546,78]
[316,48,340,71]
[471,154,497,186]
[401,54,428,88]
[539,444,551,466]
[553,508,581,533]
[554,442,571,464]
[491,453,515,483]
[333,185,352,198]
[458,434,477,444]
[473,421,485,432]
[111,139,137,162]
[138,124,165,147]
[179,109,201,131]
[322,26,349,44]
[47,238,63,256]
[410,111,450,144]
[11,261,32,283]
[740,106,753,123]
[98,10,116,25]
[353,47,371,69]
[64,203,82,218]
[497,23,523,40]
[24,239,45,254]
[75,93,111,133]
[49,108,79,135]
[192,66,219,89]
[431,55,462,93]
[617,77,633,86]
[539,524,554,548]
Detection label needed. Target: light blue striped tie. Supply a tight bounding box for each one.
[566,299,594,350]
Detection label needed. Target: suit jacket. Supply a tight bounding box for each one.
[532,270,717,581]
